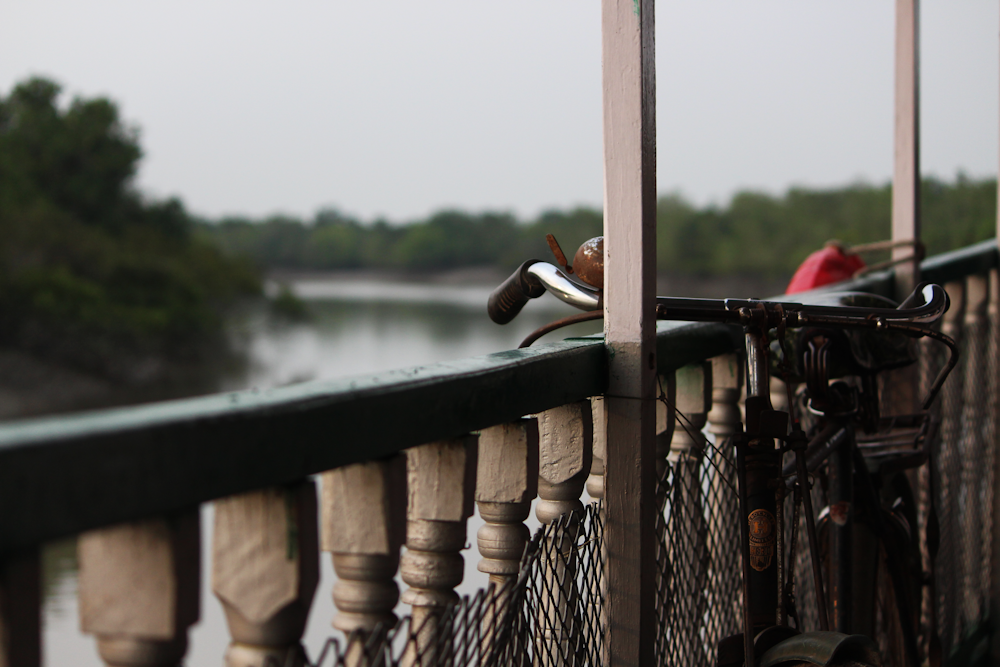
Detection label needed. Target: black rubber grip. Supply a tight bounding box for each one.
[488,260,546,324]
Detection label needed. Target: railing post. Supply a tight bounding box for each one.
[213,483,319,667]
[323,458,406,665]
[601,0,657,663]
[892,0,920,297]
[401,438,476,667]
[79,513,200,667]
[0,549,40,667]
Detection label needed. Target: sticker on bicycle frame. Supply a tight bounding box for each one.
[748,509,776,572]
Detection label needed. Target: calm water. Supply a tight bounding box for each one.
[44,278,600,666]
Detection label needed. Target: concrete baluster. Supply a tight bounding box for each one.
[476,419,538,591]
[535,401,593,666]
[668,362,712,667]
[586,396,606,503]
[937,280,966,646]
[655,373,677,487]
[401,438,476,667]
[586,395,608,666]
[79,512,200,667]
[213,482,319,667]
[961,274,989,627]
[476,419,538,660]
[323,458,406,666]
[0,549,40,667]
[706,353,744,640]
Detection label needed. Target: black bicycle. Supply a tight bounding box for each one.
[488,235,957,667]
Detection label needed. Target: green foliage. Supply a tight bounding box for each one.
[202,178,997,281]
[0,78,260,379]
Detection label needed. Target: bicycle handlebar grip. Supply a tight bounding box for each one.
[488,260,547,324]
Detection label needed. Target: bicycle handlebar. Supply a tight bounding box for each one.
[487,261,601,324]
[654,282,949,328]
[488,260,949,330]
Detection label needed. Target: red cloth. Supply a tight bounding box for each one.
[785,245,866,294]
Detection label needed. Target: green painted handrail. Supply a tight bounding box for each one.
[0,239,994,552]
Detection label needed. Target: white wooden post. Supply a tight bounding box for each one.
[536,401,594,666]
[401,438,476,667]
[323,458,405,666]
[601,0,657,662]
[892,0,921,297]
[213,483,319,667]
[79,513,200,667]
[0,549,40,667]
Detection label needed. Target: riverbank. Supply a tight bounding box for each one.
[269,267,790,299]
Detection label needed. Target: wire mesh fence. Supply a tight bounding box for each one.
[297,273,997,666]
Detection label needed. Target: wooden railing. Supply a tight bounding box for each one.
[0,239,996,665]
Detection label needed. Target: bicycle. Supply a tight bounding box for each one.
[487,235,958,667]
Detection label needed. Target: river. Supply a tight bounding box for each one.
[43,277,600,666]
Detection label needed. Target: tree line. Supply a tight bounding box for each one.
[0,78,259,381]
[203,176,997,281]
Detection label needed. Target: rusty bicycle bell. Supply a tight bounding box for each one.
[545,234,604,290]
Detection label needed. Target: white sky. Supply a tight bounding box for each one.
[2,1,998,222]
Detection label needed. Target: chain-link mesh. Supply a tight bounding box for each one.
[289,503,605,667]
[916,277,997,659]
[293,273,997,666]
[656,428,743,665]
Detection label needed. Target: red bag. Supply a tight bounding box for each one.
[785,243,865,294]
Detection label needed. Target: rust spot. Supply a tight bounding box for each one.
[573,236,604,289]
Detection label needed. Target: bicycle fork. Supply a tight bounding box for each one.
[735,325,786,662]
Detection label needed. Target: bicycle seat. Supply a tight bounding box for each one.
[774,292,917,381]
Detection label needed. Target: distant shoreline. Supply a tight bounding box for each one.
[268,268,790,299]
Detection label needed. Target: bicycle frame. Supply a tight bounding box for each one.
[489,260,958,666]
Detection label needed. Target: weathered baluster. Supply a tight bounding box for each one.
[213,483,319,667]
[476,419,538,659]
[652,372,675,660]
[655,373,677,485]
[79,512,200,667]
[401,438,476,667]
[587,396,606,504]
[586,395,609,666]
[323,458,406,666]
[476,419,538,589]
[960,274,988,628]
[989,269,1000,666]
[535,401,593,666]
[0,549,40,667]
[706,353,743,641]
[936,279,965,648]
[669,362,712,667]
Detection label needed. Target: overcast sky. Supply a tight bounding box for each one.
[2,1,998,222]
